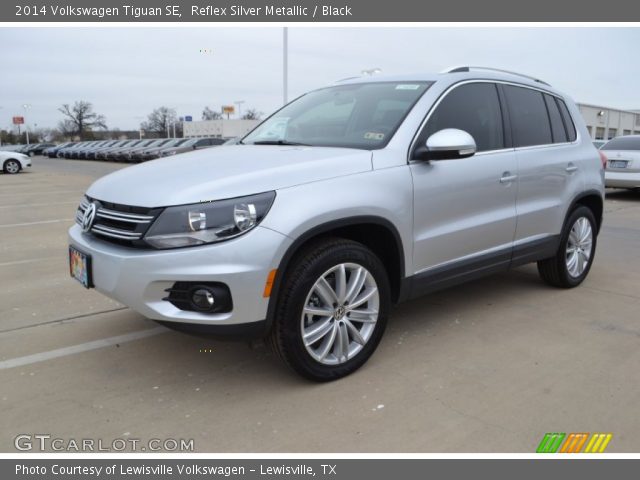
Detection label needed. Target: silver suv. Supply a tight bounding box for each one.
[69,67,605,381]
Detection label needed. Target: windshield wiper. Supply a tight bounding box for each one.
[251,140,311,146]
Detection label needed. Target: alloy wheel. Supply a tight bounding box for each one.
[566,217,593,277]
[300,263,379,366]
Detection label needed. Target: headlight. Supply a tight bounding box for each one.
[144,191,276,249]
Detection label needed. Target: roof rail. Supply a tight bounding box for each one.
[335,76,362,83]
[442,66,550,86]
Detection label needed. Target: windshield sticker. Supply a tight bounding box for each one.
[364,132,385,140]
[395,84,421,90]
[257,117,290,140]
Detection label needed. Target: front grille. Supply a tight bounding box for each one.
[76,197,162,247]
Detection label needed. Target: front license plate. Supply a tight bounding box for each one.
[69,245,93,288]
[609,160,628,169]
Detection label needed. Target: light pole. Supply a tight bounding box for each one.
[234,100,245,119]
[22,104,32,145]
[283,27,288,105]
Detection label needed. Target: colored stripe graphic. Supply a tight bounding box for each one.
[536,433,566,453]
[584,433,613,453]
[560,433,589,453]
[537,433,613,453]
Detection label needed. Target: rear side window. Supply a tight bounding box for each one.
[504,85,552,147]
[556,99,577,142]
[423,83,504,152]
[601,136,640,150]
[543,94,568,143]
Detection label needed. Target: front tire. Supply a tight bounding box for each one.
[269,238,390,381]
[537,206,597,288]
[3,159,21,174]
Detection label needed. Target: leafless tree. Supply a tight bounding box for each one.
[140,107,177,137]
[242,108,262,120]
[202,106,223,120]
[58,101,107,139]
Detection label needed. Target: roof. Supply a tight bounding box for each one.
[335,66,564,96]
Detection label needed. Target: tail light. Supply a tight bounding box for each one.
[598,151,608,170]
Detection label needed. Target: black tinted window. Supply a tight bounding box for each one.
[601,136,640,150]
[543,94,568,143]
[556,99,577,142]
[423,83,504,152]
[504,85,552,147]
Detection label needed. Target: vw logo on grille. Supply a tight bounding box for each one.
[81,202,98,233]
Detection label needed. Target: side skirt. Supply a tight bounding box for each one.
[402,235,561,301]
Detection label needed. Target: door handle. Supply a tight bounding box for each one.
[566,163,578,173]
[500,172,518,183]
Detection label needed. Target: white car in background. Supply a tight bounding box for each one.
[602,135,640,190]
[1,150,32,174]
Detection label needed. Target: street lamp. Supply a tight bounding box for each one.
[22,104,32,145]
[234,100,245,119]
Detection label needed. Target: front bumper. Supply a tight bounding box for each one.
[68,224,292,330]
[605,170,640,188]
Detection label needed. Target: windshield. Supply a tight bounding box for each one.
[601,136,640,151]
[242,81,432,149]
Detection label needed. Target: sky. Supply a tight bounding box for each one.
[1,27,639,132]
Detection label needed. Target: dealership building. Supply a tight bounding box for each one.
[182,119,259,139]
[577,103,640,140]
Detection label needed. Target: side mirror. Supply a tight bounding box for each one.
[414,128,477,161]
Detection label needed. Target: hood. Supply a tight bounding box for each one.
[87,145,373,207]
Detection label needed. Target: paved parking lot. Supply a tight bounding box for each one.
[1,156,639,452]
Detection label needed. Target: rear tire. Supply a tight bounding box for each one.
[537,206,597,288]
[269,238,390,382]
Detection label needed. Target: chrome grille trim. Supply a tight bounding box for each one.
[96,208,153,223]
[91,224,143,240]
[74,197,159,245]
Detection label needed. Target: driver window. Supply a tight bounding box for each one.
[422,83,504,152]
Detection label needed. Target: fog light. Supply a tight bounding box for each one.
[163,282,232,314]
[192,288,215,310]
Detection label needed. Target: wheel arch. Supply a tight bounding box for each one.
[265,216,406,333]
[567,189,604,234]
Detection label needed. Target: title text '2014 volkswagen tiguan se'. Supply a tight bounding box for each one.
[69,67,605,381]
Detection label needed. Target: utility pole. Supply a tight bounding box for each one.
[23,104,32,145]
[234,100,245,118]
[283,27,288,105]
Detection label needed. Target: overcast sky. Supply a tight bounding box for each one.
[1,27,639,131]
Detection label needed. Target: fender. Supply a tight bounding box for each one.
[565,189,604,234]
[264,215,406,332]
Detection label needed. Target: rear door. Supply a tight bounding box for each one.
[503,85,584,251]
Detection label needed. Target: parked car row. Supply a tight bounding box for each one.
[0,142,56,156]
[53,137,225,162]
